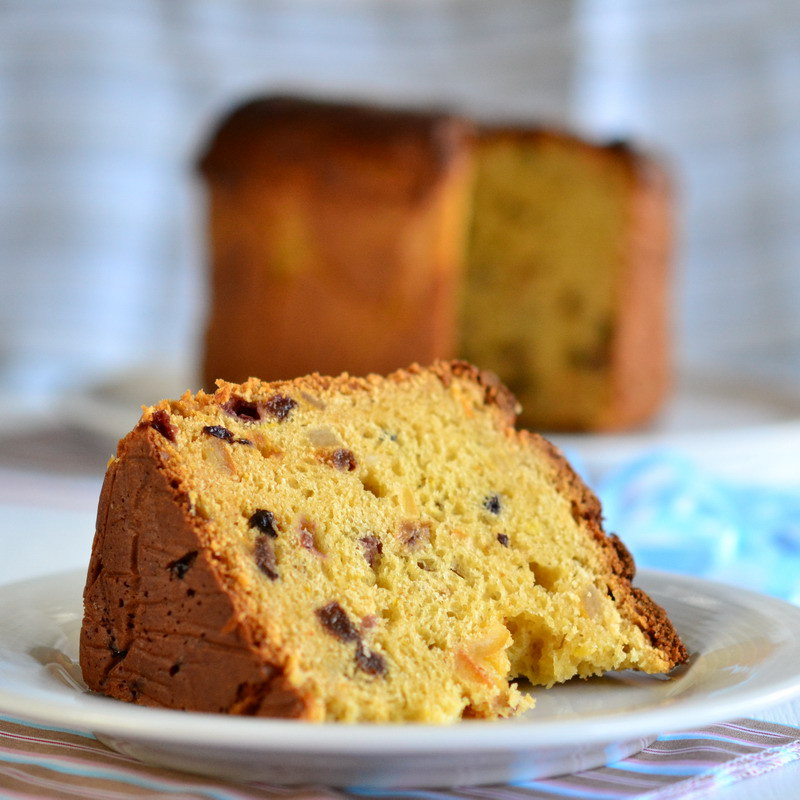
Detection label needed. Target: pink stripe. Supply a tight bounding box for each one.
[0,729,143,766]
[0,762,134,800]
[0,744,258,800]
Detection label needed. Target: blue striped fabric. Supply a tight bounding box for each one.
[0,715,798,800]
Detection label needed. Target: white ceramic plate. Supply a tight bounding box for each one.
[1,569,800,788]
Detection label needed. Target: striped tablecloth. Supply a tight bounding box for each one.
[1,715,799,800]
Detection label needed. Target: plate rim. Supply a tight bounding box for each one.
[2,568,800,753]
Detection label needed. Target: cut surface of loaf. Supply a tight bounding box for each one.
[461,129,671,432]
[80,362,686,722]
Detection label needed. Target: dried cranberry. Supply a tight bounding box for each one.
[330,448,357,471]
[315,601,359,643]
[150,409,177,442]
[399,521,431,549]
[355,641,387,676]
[203,425,234,442]
[298,518,323,556]
[222,396,262,421]
[249,509,278,537]
[168,550,198,579]
[254,535,278,580]
[264,394,297,421]
[359,535,383,568]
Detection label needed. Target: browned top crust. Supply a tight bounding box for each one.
[80,427,309,717]
[198,95,473,182]
[530,431,687,668]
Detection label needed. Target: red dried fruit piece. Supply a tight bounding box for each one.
[355,641,387,676]
[167,550,198,579]
[150,409,177,442]
[249,509,278,537]
[398,520,431,549]
[254,535,278,580]
[316,601,359,643]
[264,393,297,421]
[318,447,357,471]
[359,535,383,568]
[222,396,262,421]
[298,518,324,557]
[331,448,357,471]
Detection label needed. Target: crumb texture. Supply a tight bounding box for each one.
[80,361,686,722]
[461,129,671,431]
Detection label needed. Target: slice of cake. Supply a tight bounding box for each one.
[461,128,672,432]
[80,362,686,722]
[198,97,474,388]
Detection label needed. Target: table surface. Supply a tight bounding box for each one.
[1,423,798,800]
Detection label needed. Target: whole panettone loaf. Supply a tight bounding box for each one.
[199,97,474,387]
[80,362,686,722]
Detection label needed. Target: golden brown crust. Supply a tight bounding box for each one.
[200,96,473,186]
[199,97,475,388]
[80,427,309,717]
[533,434,687,668]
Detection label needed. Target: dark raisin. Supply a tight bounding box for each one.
[330,448,357,471]
[168,551,198,579]
[497,533,510,547]
[264,393,297,421]
[484,495,502,515]
[150,409,177,442]
[254,535,278,580]
[249,509,278,537]
[316,601,359,643]
[355,641,388,677]
[399,520,431,549]
[203,425,234,442]
[235,437,253,446]
[222,396,262,421]
[359,535,383,568]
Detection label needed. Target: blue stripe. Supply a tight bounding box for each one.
[610,760,699,776]
[508,780,623,799]
[0,715,95,740]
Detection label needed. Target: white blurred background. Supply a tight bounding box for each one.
[2,0,799,413]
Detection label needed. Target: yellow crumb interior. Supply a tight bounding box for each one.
[461,135,631,431]
[153,370,661,722]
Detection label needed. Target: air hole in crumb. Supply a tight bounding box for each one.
[167,551,197,579]
[360,471,387,498]
[222,396,262,422]
[529,561,561,592]
[169,663,181,676]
